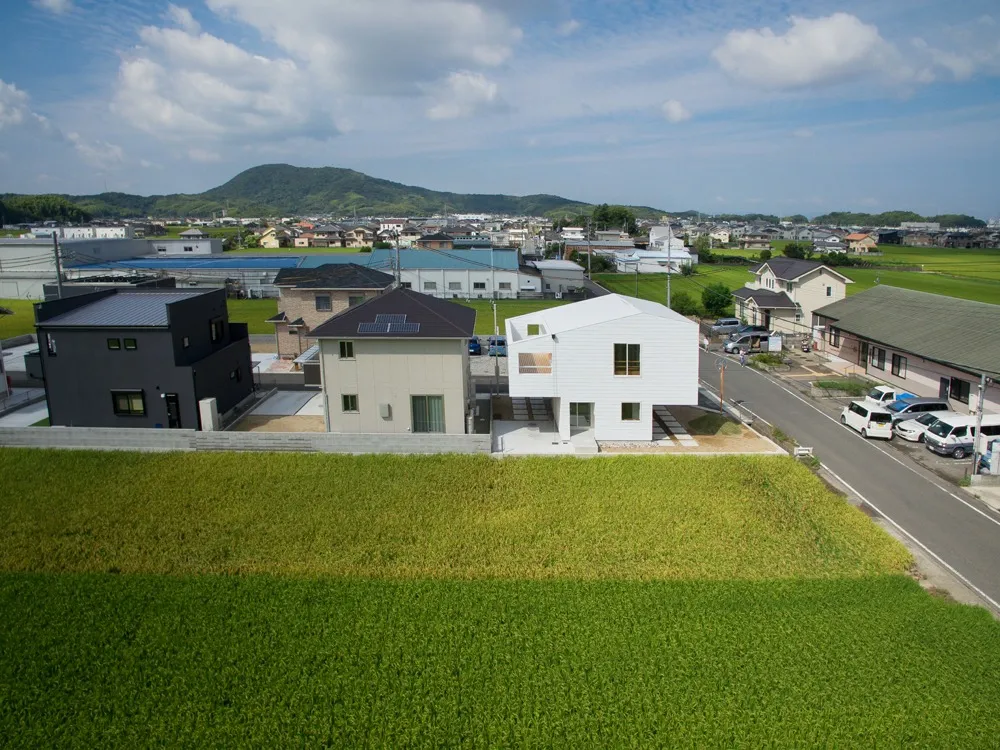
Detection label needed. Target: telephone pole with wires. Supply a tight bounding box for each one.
[52,235,64,299]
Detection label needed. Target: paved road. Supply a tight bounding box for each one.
[699,348,1000,613]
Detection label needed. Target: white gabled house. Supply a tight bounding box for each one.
[505,294,699,441]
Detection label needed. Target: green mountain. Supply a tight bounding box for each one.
[3,164,666,221]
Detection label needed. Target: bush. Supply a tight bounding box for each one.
[670,291,698,316]
[750,353,784,368]
[680,263,695,276]
[701,282,732,316]
[813,378,874,397]
[759,249,772,261]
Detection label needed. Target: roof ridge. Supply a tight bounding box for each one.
[398,288,469,336]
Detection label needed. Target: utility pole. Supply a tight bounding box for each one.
[972,373,989,475]
[666,233,672,308]
[717,360,726,415]
[394,231,401,288]
[586,217,592,279]
[52,235,64,299]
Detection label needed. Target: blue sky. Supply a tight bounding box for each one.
[1,0,998,218]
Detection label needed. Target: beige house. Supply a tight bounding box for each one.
[267,264,395,358]
[732,258,852,334]
[845,233,878,253]
[344,227,375,248]
[258,226,294,249]
[309,288,476,434]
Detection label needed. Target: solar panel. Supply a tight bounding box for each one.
[375,314,407,324]
[357,322,389,334]
[389,322,420,334]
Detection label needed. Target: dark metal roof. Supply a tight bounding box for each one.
[0,306,13,316]
[731,287,797,309]
[749,257,851,283]
[417,232,454,242]
[814,285,1000,379]
[273,263,395,290]
[309,287,475,339]
[265,311,288,323]
[39,291,204,328]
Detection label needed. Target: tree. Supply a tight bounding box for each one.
[680,262,695,276]
[694,234,714,264]
[759,248,772,261]
[782,214,808,224]
[670,291,699,316]
[591,203,637,234]
[701,282,732,316]
[782,242,813,260]
[373,240,393,249]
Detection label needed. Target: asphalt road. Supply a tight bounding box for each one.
[699,348,1000,613]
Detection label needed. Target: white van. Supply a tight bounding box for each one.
[894,411,960,443]
[924,414,1000,459]
[841,400,893,439]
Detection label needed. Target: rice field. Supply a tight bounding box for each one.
[225,297,278,334]
[1,449,998,746]
[0,298,37,339]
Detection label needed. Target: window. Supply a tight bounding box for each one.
[183,246,194,252]
[518,352,552,374]
[829,327,841,347]
[339,341,354,359]
[527,323,540,336]
[870,347,886,370]
[498,282,512,291]
[411,395,445,433]
[786,281,795,291]
[423,281,437,291]
[315,295,332,312]
[111,390,145,417]
[621,402,640,421]
[473,282,486,290]
[156,246,167,254]
[950,377,971,404]
[349,295,365,307]
[826,286,833,297]
[401,282,412,289]
[230,367,242,382]
[182,336,190,349]
[341,394,359,413]
[107,338,121,350]
[210,318,224,342]
[448,282,462,291]
[613,343,641,376]
[46,334,56,356]
[891,354,907,378]
[124,338,137,351]
[545,283,551,290]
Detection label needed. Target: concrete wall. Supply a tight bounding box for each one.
[320,337,470,434]
[0,427,489,454]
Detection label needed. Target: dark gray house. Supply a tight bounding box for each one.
[34,288,252,429]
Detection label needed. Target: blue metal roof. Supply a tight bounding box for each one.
[72,256,303,271]
[299,249,518,271]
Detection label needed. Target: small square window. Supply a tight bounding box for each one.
[315,294,332,312]
[423,281,437,291]
[341,394,359,412]
[621,402,640,421]
[448,282,462,291]
[107,338,121,350]
[230,367,242,382]
[124,338,137,351]
[339,341,354,359]
[401,282,412,289]
[348,295,364,307]
[527,323,540,336]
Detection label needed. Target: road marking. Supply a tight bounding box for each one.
[702,351,1000,529]
[820,463,1000,616]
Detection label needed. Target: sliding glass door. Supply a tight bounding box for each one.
[411,395,446,433]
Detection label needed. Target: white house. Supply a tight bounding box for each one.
[732,258,852,334]
[648,225,686,252]
[614,247,696,274]
[506,294,699,441]
[560,227,586,241]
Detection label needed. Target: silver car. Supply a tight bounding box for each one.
[893,410,957,442]
[710,317,741,336]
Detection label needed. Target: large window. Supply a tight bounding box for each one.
[341,394,359,413]
[423,281,437,291]
[448,282,462,291]
[613,343,641,376]
[829,327,841,347]
[315,295,332,312]
[498,282,512,290]
[950,377,971,404]
[411,395,445,433]
[870,347,886,370]
[111,390,145,417]
[518,352,552,374]
[339,341,354,359]
[891,354,907,378]
[621,402,640,421]
[473,282,486,290]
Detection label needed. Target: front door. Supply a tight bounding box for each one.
[939,377,950,399]
[859,342,869,367]
[762,310,772,329]
[165,394,181,429]
[569,402,592,429]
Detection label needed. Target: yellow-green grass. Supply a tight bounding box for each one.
[2,574,999,747]
[225,298,277,334]
[456,299,568,335]
[0,451,910,580]
[0,298,37,339]
[842,268,1000,304]
[596,267,751,314]
[147,225,244,239]
[687,413,742,436]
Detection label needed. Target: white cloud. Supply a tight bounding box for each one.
[792,128,813,138]
[164,4,200,34]
[426,71,500,120]
[67,132,124,167]
[31,0,72,14]
[188,148,221,163]
[661,99,691,123]
[0,80,30,128]
[558,19,581,36]
[712,13,903,89]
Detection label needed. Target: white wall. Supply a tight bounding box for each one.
[149,239,223,255]
[403,268,521,299]
[507,312,699,440]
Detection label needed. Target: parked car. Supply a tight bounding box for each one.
[925,414,1000,459]
[468,337,481,355]
[487,335,507,357]
[724,332,768,354]
[894,411,958,442]
[841,400,893,439]
[710,317,741,336]
[886,397,950,425]
[728,324,769,340]
[864,385,916,407]
[979,438,999,474]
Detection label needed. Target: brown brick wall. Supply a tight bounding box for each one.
[273,288,383,357]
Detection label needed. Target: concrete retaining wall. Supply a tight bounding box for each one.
[0,426,490,454]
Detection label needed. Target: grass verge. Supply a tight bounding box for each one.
[814,377,874,397]
[225,298,277,334]
[1,574,998,747]
[0,298,37,339]
[0,450,910,579]
[687,413,742,436]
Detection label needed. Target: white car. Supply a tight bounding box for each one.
[841,400,893,440]
[894,411,958,443]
